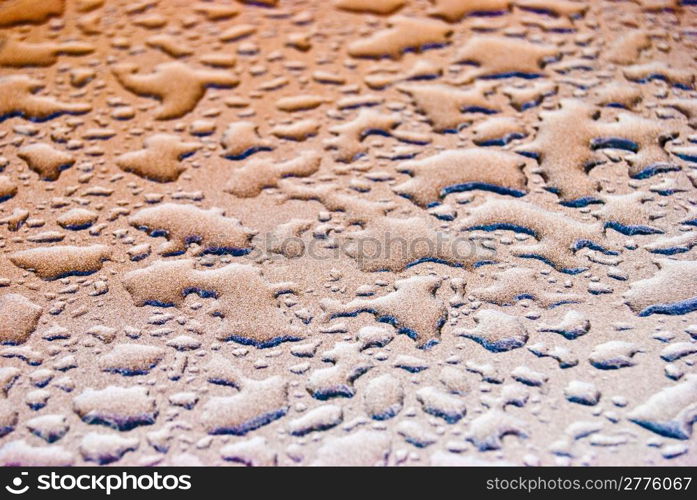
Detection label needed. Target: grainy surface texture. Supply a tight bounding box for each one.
[0,0,696,466]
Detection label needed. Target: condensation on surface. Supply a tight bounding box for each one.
[0,0,696,466]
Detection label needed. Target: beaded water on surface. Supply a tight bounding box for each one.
[0,0,696,466]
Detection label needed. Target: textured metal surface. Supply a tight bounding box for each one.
[0,0,696,466]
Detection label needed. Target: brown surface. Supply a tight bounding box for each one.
[0,0,696,466]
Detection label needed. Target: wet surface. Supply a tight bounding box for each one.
[0,0,696,466]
